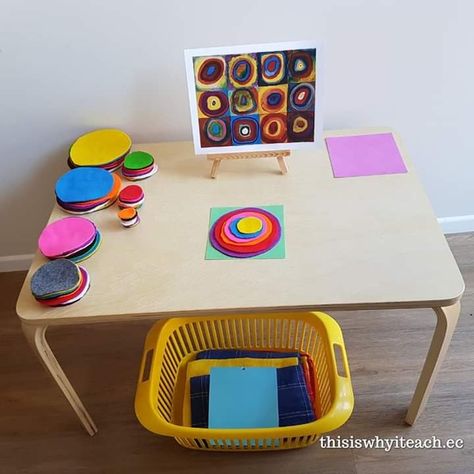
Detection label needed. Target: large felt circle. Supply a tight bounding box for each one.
[69,129,131,167]
[38,217,97,258]
[55,167,114,203]
[209,207,281,258]
[40,267,90,306]
[30,259,81,299]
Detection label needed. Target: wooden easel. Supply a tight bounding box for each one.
[208,149,290,178]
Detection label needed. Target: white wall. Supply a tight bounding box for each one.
[1,0,473,257]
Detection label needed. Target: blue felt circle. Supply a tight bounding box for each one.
[55,167,114,203]
[229,218,263,239]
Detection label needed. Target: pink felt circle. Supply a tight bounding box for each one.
[38,217,97,258]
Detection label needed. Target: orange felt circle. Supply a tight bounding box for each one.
[118,208,137,220]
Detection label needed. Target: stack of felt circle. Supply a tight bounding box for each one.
[209,207,282,258]
[30,259,90,307]
[122,151,158,181]
[38,217,101,263]
[118,185,144,209]
[68,129,132,171]
[55,167,121,214]
[118,207,140,228]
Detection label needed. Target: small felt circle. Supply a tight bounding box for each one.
[236,216,263,234]
[118,207,137,220]
[119,185,144,203]
[124,151,154,170]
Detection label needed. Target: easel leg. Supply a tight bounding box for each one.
[210,159,221,179]
[405,302,461,425]
[22,322,98,436]
[277,157,288,175]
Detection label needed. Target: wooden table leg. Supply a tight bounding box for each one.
[210,159,221,179]
[277,156,288,174]
[21,322,98,436]
[405,302,461,425]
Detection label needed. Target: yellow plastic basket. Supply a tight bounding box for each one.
[135,312,354,451]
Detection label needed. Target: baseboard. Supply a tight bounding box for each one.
[437,215,474,234]
[0,254,34,272]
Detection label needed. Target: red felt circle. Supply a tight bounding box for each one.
[119,185,144,203]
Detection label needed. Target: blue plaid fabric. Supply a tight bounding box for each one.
[190,350,316,428]
[196,350,299,360]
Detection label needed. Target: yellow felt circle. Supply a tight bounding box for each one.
[236,216,263,234]
[69,129,132,166]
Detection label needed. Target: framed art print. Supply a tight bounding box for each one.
[184,41,323,155]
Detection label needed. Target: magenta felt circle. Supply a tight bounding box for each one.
[38,217,97,258]
[223,212,267,243]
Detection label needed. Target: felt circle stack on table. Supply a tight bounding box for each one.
[55,167,121,214]
[122,151,158,181]
[30,259,90,307]
[118,207,140,228]
[38,217,101,263]
[68,129,132,171]
[209,207,282,258]
[118,185,144,209]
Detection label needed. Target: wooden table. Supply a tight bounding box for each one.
[16,129,464,436]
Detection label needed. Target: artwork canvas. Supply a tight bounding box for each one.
[185,41,322,154]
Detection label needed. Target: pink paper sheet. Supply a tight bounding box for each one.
[325,133,407,178]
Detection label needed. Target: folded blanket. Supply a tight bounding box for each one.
[188,350,316,428]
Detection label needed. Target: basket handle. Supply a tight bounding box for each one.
[312,311,354,430]
[135,320,171,434]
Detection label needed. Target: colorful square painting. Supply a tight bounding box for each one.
[205,205,286,260]
[185,41,322,154]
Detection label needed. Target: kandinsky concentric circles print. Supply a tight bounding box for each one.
[207,206,285,259]
[185,41,321,153]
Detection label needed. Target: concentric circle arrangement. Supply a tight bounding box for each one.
[288,50,315,81]
[260,86,286,113]
[261,113,287,143]
[231,117,259,144]
[194,56,227,89]
[260,52,286,84]
[205,118,230,144]
[198,91,229,117]
[228,54,257,87]
[230,88,257,115]
[209,207,282,258]
[289,83,314,111]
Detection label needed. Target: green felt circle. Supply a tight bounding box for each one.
[124,151,154,170]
